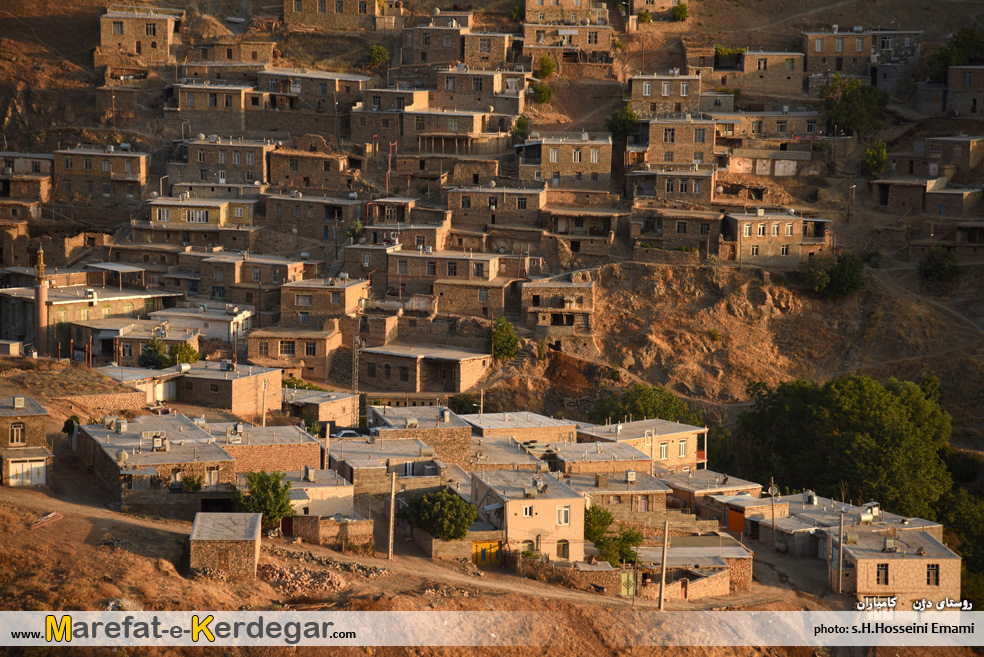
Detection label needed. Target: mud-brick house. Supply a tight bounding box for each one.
[0,396,51,487]
[189,512,262,579]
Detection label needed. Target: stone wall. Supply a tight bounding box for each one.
[374,426,471,467]
[724,555,753,593]
[190,537,260,579]
[632,246,701,265]
[292,514,375,552]
[506,552,622,595]
[411,527,505,560]
[121,489,235,520]
[222,442,321,475]
[57,391,146,411]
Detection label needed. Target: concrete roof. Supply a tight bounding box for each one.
[709,493,778,509]
[261,67,372,81]
[149,307,252,321]
[280,468,352,489]
[371,405,470,430]
[330,437,436,469]
[783,492,941,532]
[460,411,576,432]
[205,422,317,447]
[361,343,489,362]
[547,441,651,463]
[471,436,544,467]
[98,365,185,383]
[474,470,581,501]
[182,361,281,381]
[0,396,47,417]
[190,513,262,542]
[842,530,959,561]
[82,414,235,467]
[564,471,671,495]
[542,205,627,216]
[55,146,149,156]
[0,286,181,305]
[657,469,762,494]
[284,389,358,406]
[578,418,705,442]
[282,277,368,289]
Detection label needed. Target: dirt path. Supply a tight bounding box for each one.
[869,269,984,335]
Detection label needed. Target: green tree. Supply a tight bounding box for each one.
[447,393,480,415]
[862,140,887,176]
[819,74,889,136]
[533,83,553,104]
[488,318,520,361]
[595,523,644,567]
[637,10,652,23]
[804,253,864,299]
[511,115,530,142]
[137,337,170,369]
[535,55,556,79]
[590,382,701,425]
[346,219,364,242]
[738,375,953,519]
[928,29,984,82]
[166,343,200,366]
[283,376,328,391]
[398,490,477,541]
[236,471,294,525]
[508,2,523,21]
[917,247,960,283]
[605,105,641,140]
[584,505,614,545]
[670,3,688,20]
[62,415,81,436]
[182,473,203,493]
[368,45,390,69]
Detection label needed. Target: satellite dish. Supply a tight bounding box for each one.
[488,180,496,188]
[116,449,129,464]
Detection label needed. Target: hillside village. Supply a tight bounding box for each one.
[0,0,982,641]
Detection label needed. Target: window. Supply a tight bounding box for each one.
[856,37,865,52]
[208,93,218,107]
[415,116,426,131]
[280,341,296,357]
[329,291,341,305]
[83,158,92,171]
[211,286,225,299]
[642,82,651,96]
[679,180,689,194]
[426,261,437,276]
[815,38,823,52]
[964,71,973,86]
[880,37,894,50]
[776,120,787,134]
[318,0,326,11]
[681,82,689,96]
[359,1,367,13]
[573,148,582,163]
[780,244,790,256]
[665,179,675,193]
[64,157,72,170]
[752,120,763,134]
[523,505,533,517]
[876,564,889,586]
[678,440,687,458]
[460,195,471,209]
[693,152,704,163]
[367,363,377,377]
[786,223,794,236]
[336,0,343,11]
[694,127,705,143]
[757,223,766,237]
[757,58,768,70]
[258,342,269,356]
[806,120,816,134]
[294,0,302,11]
[664,151,674,162]
[664,128,675,143]
[549,148,559,163]
[397,259,408,275]
[480,38,491,53]
[397,366,409,382]
[362,254,371,268]
[588,31,598,45]
[305,342,317,357]
[659,442,668,460]
[102,182,111,198]
[751,245,760,256]
[836,38,844,52]
[676,221,687,234]
[785,58,795,71]
[517,197,528,210]
[556,505,570,526]
[772,223,780,237]
[9,422,26,446]
[447,261,458,277]
[121,343,133,358]
[295,293,312,306]
[927,564,940,586]
[383,364,391,379]
[102,159,111,172]
[743,224,752,237]
[112,20,124,35]
[478,288,489,302]
[662,82,671,96]
[700,222,710,236]
[448,118,458,132]
[556,539,570,559]
[929,144,942,158]
[157,207,170,222]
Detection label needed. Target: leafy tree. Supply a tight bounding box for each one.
[368,45,390,69]
[447,393,480,415]
[166,343,200,366]
[595,523,644,567]
[488,318,520,361]
[917,247,960,283]
[532,83,553,104]
[535,55,556,79]
[605,105,641,140]
[862,140,887,176]
[236,471,294,525]
[62,415,81,436]
[284,376,328,391]
[818,74,889,136]
[637,10,652,23]
[511,115,530,142]
[137,337,170,369]
[938,488,984,572]
[398,490,477,541]
[713,45,745,69]
[182,473,203,493]
[508,2,523,22]
[591,382,701,425]
[928,29,984,82]
[346,219,364,242]
[738,375,953,519]
[804,253,864,299]
[584,505,614,545]
[670,3,688,21]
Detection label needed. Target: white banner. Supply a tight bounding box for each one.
[0,611,979,647]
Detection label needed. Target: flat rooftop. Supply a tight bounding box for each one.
[280,468,352,489]
[98,365,185,383]
[0,286,181,304]
[361,343,489,362]
[0,396,47,417]
[709,493,779,509]
[83,414,235,467]
[842,530,958,561]
[578,418,705,442]
[459,411,576,432]
[546,441,651,463]
[371,405,470,430]
[783,492,940,532]
[474,470,580,501]
[261,67,371,82]
[149,307,252,321]
[658,469,762,494]
[205,422,317,447]
[471,436,544,467]
[282,277,368,290]
[183,361,281,380]
[564,471,671,495]
[190,513,261,542]
[284,389,358,406]
[330,438,436,468]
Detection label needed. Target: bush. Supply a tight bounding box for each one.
[605,105,641,140]
[368,45,389,69]
[819,74,889,136]
[535,55,556,79]
[707,329,722,342]
[532,82,553,104]
[284,376,327,391]
[489,318,520,361]
[863,140,887,176]
[670,3,688,21]
[805,253,865,299]
[236,471,293,525]
[917,246,960,283]
[511,115,530,142]
[637,10,652,23]
[536,339,547,361]
[182,474,203,493]
[346,219,364,241]
[447,393,480,414]
[137,338,170,369]
[585,506,614,545]
[167,343,200,366]
[509,2,523,21]
[62,415,81,436]
[398,490,477,541]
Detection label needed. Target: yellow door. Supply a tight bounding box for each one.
[472,541,501,566]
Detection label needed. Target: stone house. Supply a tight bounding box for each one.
[565,470,670,521]
[53,146,150,206]
[169,137,276,185]
[870,177,968,216]
[279,468,356,517]
[890,136,984,177]
[0,152,53,204]
[627,167,716,204]
[280,277,370,328]
[189,513,262,579]
[184,40,276,67]
[343,243,402,293]
[365,219,453,253]
[547,441,652,475]
[148,196,259,229]
[247,327,341,380]
[192,251,307,321]
[523,23,614,66]
[627,73,701,118]
[283,0,403,31]
[460,411,578,445]
[657,469,762,509]
[268,149,349,193]
[147,304,253,343]
[446,186,547,231]
[176,361,283,419]
[516,133,613,190]
[947,66,984,115]
[285,389,360,433]
[631,206,724,253]
[578,418,708,474]
[630,117,721,169]
[433,68,530,115]
[360,344,491,393]
[350,88,430,149]
[256,68,375,114]
[524,0,609,25]
[399,108,506,156]
[803,27,921,95]
[400,13,472,67]
[635,535,754,594]
[367,405,472,467]
[0,396,51,487]
[719,208,833,265]
[95,6,184,67]
[261,193,362,242]
[472,469,586,562]
[700,492,788,532]
[171,80,255,132]
[629,0,684,19]
[112,321,201,367]
[520,272,595,336]
[328,437,446,495]
[710,51,805,96]
[543,205,625,256]
[463,32,521,68]
[385,249,517,298]
[206,422,322,475]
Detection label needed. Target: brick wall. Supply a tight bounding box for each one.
[221,442,321,475]
[121,489,232,520]
[190,538,260,579]
[176,370,283,419]
[559,458,653,475]
[292,514,375,550]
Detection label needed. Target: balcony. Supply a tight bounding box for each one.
[111,171,143,182]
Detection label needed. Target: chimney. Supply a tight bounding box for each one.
[595,473,609,488]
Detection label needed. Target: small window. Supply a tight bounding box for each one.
[280,341,296,357]
[306,342,317,357]
[659,442,668,460]
[877,563,889,586]
[9,422,26,445]
[523,505,533,517]
[556,505,570,526]
[781,244,790,256]
[751,245,760,256]
[556,539,569,559]
[112,21,124,35]
[678,440,687,458]
[927,564,940,586]
[368,363,377,377]
[209,384,219,393]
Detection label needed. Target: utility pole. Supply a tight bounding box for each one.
[837,510,845,595]
[388,471,397,560]
[658,520,669,610]
[769,478,777,538]
[351,336,360,394]
[261,380,268,427]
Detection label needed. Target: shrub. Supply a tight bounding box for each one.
[397,490,477,541]
[637,10,652,23]
[489,318,520,361]
[511,115,530,142]
[863,140,888,176]
[368,45,389,69]
[536,340,547,361]
[182,474,203,493]
[448,393,480,414]
[670,3,688,20]
[533,82,553,104]
[605,105,641,139]
[236,471,293,525]
[535,55,556,79]
[283,376,327,391]
[707,329,722,342]
[917,246,960,283]
[509,2,523,21]
[805,253,865,298]
[62,415,81,436]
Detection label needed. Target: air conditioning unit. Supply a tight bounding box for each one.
[626,470,636,483]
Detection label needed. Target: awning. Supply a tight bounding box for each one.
[482,503,504,512]
[88,262,146,274]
